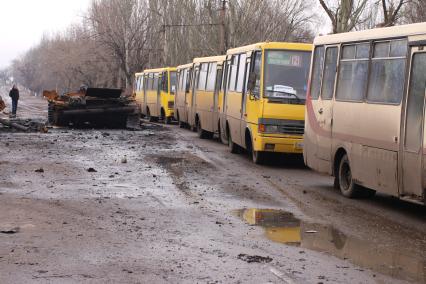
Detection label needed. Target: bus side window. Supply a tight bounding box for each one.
[310,46,325,100]
[161,72,168,92]
[336,43,369,102]
[186,69,191,93]
[236,53,247,93]
[206,63,217,91]
[214,68,223,94]
[228,55,239,91]
[321,47,339,100]
[367,39,407,104]
[154,74,159,91]
[198,63,208,91]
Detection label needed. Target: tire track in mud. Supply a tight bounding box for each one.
[148,152,215,200]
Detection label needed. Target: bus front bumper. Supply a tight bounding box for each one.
[253,135,304,154]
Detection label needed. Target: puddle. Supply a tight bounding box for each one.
[240,208,426,283]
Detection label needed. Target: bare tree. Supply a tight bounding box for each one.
[377,0,406,27]
[401,0,426,23]
[12,0,316,93]
[87,0,150,88]
[318,0,369,33]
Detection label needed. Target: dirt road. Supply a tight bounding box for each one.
[0,93,425,283]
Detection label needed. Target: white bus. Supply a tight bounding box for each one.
[304,23,426,205]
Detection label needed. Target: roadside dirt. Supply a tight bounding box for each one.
[0,93,425,283]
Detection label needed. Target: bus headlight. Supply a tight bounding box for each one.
[259,124,278,133]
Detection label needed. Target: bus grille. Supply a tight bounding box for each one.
[258,118,305,136]
[278,123,304,135]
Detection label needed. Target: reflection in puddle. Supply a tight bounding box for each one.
[240,208,426,283]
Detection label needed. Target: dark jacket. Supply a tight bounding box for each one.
[9,87,19,101]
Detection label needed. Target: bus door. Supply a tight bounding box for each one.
[213,66,223,132]
[184,68,192,123]
[220,59,231,140]
[142,75,147,115]
[317,45,338,161]
[189,66,199,128]
[156,73,162,116]
[240,56,251,146]
[401,47,426,198]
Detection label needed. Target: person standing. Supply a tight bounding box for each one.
[9,84,19,118]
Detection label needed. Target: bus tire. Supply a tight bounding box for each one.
[227,129,238,154]
[337,154,362,198]
[219,121,227,144]
[197,120,208,139]
[252,149,266,165]
[165,117,172,124]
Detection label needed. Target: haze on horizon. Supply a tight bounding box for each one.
[0,0,91,69]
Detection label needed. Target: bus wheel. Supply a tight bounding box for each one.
[165,117,172,124]
[197,120,208,139]
[227,131,239,154]
[220,124,228,145]
[337,154,361,198]
[179,120,185,128]
[252,149,265,165]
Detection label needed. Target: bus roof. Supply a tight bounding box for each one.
[193,55,226,64]
[177,62,193,70]
[143,67,177,73]
[227,42,312,55]
[314,22,426,45]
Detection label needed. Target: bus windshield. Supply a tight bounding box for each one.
[264,50,311,102]
[170,71,177,94]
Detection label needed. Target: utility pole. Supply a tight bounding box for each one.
[219,0,227,54]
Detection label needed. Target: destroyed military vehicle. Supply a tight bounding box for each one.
[43,87,140,129]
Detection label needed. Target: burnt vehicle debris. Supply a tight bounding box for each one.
[43,87,140,129]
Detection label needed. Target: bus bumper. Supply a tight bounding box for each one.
[253,135,304,154]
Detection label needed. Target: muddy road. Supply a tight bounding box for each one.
[0,94,425,283]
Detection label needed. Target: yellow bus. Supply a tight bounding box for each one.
[221,42,312,164]
[143,67,177,123]
[304,23,426,204]
[175,63,193,127]
[190,55,226,138]
[134,72,145,116]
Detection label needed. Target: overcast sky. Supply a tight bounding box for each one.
[0,0,91,68]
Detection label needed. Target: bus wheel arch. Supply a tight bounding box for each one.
[334,149,374,198]
[161,108,166,119]
[246,128,264,164]
[226,122,238,153]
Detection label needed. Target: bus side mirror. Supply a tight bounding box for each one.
[247,72,256,91]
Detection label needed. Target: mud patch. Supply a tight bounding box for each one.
[239,208,426,283]
[148,152,214,196]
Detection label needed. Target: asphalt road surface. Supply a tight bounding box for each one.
[0,93,425,283]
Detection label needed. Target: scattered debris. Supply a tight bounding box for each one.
[305,230,318,234]
[87,168,97,173]
[0,227,20,234]
[35,168,45,173]
[237,254,273,263]
[0,118,48,133]
[121,157,127,164]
